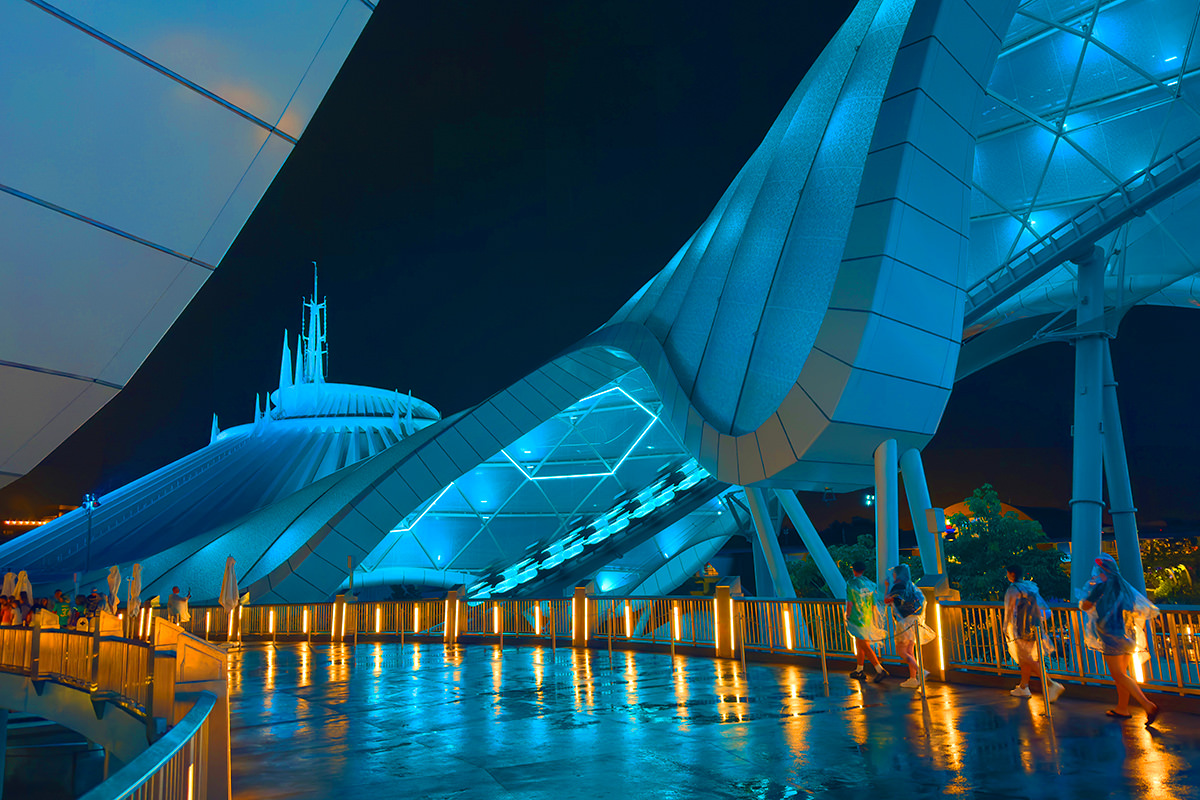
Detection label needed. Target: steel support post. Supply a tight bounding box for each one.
[1102,340,1146,591]
[899,449,942,576]
[743,487,797,598]
[1070,247,1107,593]
[874,439,900,589]
[775,489,846,599]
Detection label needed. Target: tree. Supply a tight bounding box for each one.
[787,535,923,598]
[945,484,1069,601]
[1142,538,1200,604]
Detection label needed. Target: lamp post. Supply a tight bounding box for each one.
[83,493,100,573]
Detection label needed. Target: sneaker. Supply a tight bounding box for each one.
[1010,685,1032,697]
[849,668,865,679]
[900,677,922,688]
[1047,680,1065,703]
[872,666,889,683]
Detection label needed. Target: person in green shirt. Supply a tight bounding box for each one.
[845,561,888,682]
[53,589,72,629]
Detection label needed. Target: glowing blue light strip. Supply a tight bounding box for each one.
[390,483,454,533]
[501,385,659,481]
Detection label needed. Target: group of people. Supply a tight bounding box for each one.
[0,588,107,629]
[841,553,1160,725]
[0,584,191,629]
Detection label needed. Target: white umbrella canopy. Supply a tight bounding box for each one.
[219,557,239,613]
[127,563,142,623]
[15,572,32,604]
[106,566,121,614]
[219,557,240,643]
[2,573,15,598]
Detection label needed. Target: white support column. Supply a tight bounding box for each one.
[1102,340,1146,591]
[775,489,846,599]
[1070,246,1107,593]
[874,439,900,588]
[899,448,942,576]
[742,487,797,598]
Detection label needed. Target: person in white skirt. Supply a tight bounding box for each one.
[1004,564,1064,702]
[885,564,934,689]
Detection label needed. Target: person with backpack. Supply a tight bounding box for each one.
[1004,564,1064,702]
[845,561,888,682]
[885,563,934,689]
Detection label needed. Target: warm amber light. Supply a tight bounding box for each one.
[206,610,211,635]
[535,604,542,635]
[493,605,501,634]
[375,605,382,634]
[269,609,275,634]
[625,602,632,638]
[303,607,309,633]
[414,607,420,633]
[783,608,793,650]
[339,605,346,639]
[673,605,681,641]
[187,763,195,800]
[1134,649,1145,682]
[935,605,946,672]
[713,598,720,653]
[584,597,589,642]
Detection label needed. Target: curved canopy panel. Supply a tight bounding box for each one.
[0,0,377,489]
[961,0,1200,373]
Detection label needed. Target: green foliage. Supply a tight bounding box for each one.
[787,535,923,598]
[1142,538,1200,603]
[945,484,1069,601]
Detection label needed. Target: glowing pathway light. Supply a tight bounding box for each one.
[625,602,632,638]
[493,605,501,634]
[414,607,420,633]
[783,607,794,651]
[535,604,542,635]
[673,604,681,641]
[302,607,309,634]
[375,605,382,633]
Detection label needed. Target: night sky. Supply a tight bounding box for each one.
[4,1,1199,535]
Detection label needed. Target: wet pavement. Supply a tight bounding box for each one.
[228,642,1200,799]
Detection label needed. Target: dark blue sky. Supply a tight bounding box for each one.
[4,1,1198,532]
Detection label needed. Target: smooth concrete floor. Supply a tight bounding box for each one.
[228,641,1200,799]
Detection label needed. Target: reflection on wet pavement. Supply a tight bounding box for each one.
[228,642,1200,799]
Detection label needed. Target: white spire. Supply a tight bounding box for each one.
[404,389,415,436]
[279,329,293,391]
[300,262,327,385]
[210,413,220,444]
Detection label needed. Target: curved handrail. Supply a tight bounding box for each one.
[79,690,216,800]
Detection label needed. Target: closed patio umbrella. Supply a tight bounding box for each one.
[106,566,121,614]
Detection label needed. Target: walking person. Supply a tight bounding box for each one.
[845,561,888,682]
[1079,553,1161,725]
[1004,564,1064,702]
[885,563,934,689]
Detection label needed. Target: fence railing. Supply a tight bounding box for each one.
[940,600,1200,696]
[79,690,216,800]
[0,617,226,800]
[182,595,1200,696]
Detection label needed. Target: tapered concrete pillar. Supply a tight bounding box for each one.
[899,449,942,576]
[743,487,797,598]
[1070,247,1107,593]
[775,489,845,599]
[874,440,900,588]
[1102,341,1145,591]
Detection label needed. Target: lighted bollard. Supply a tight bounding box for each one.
[714,586,735,660]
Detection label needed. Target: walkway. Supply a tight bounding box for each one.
[228,642,1200,799]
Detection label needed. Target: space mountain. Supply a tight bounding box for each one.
[3,279,442,600]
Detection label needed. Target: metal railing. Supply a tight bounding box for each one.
[0,619,225,799]
[184,595,1200,696]
[0,624,155,715]
[941,600,1200,696]
[79,691,215,800]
